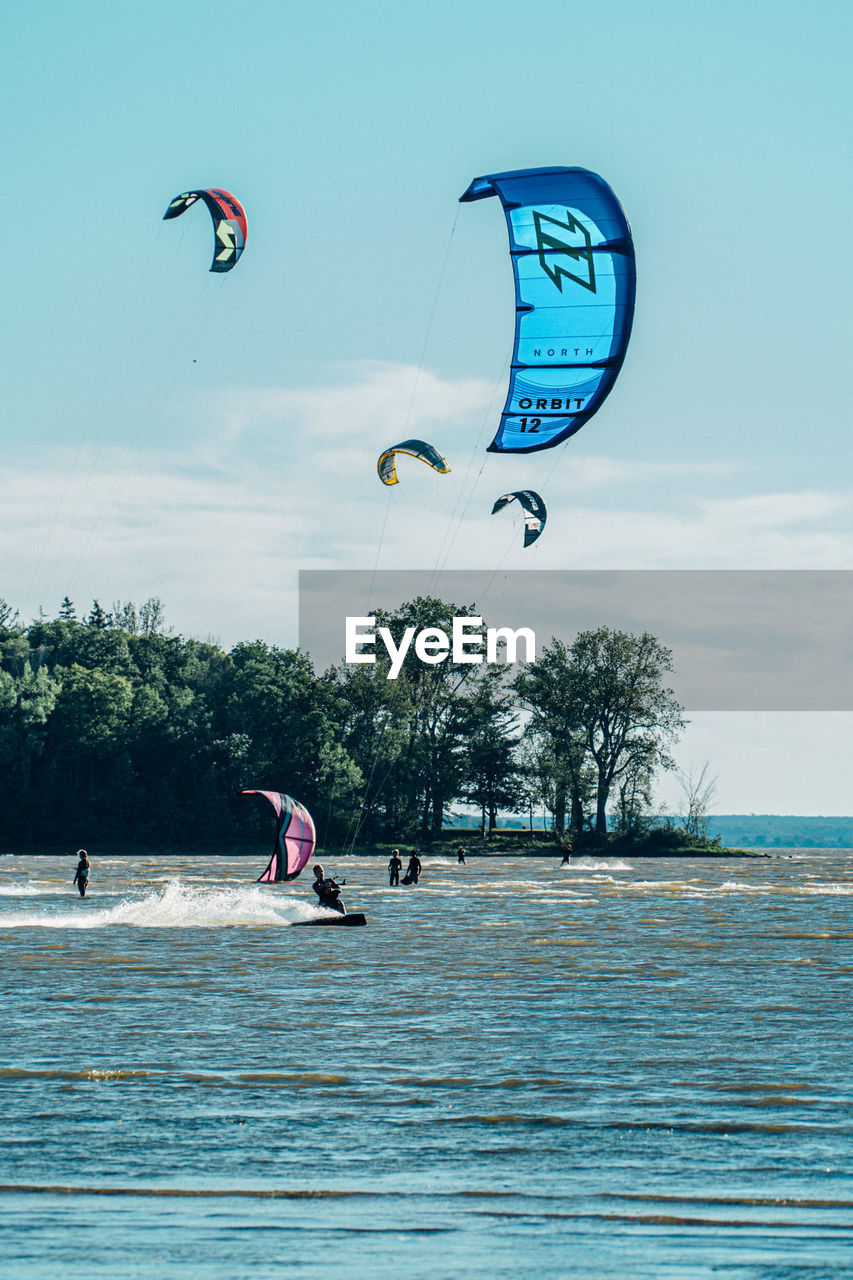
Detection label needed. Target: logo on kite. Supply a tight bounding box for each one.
[491,491,547,547]
[532,210,596,294]
[163,188,247,273]
[459,166,636,453]
[377,440,451,486]
[239,790,316,883]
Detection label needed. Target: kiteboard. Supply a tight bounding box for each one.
[292,913,367,928]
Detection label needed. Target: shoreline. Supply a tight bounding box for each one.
[2,847,774,859]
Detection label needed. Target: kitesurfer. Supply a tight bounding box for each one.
[560,841,573,865]
[457,846,467,864]
[312,863,346,915]
[388,849,402,886]
[402,850,422,885]
[73,850,90,898]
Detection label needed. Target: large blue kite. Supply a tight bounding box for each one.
[460,167,635,453]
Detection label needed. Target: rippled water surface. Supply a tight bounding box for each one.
[1,850,851,1278]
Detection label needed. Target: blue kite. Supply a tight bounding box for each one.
[460,167,635,453]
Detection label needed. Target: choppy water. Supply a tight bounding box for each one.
[1,850,851,1278]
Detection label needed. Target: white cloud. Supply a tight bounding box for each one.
[211,360,495,449]
[3,361,853,647]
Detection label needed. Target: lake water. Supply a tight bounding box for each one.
[1,851,851,1278]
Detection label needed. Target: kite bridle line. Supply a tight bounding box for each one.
[428,350,510,587]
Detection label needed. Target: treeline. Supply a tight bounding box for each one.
[0,594,684,850]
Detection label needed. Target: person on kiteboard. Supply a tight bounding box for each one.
[457,846,467,864]
[73,850,90,898]
[402,850,421,885]
[560,840,573,865]
[312,863,346,915]
[388,849,402,886]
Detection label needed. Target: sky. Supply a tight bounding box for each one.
[3,0,853,812]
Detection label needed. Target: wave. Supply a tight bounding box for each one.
[562,859,632,871]
[0,883,69,897]
[0,878,324,930]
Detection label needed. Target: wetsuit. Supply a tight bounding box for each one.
[313,877,345,915]
[388,855,402,886]
[73,861,89,897]
[405,855,421,885]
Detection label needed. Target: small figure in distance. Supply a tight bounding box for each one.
[73,849,90,898]
[457,845,467,864]
[560,840,573,866]
[312,863,346,915]
[402,849,421,885]
[388,848,403,887]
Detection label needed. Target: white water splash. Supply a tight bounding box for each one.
[562,858,632,871]
[0,883,69,897]
[0,878,324,929]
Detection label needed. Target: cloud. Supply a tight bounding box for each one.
[3,361,852,647]
[212,360,496,449]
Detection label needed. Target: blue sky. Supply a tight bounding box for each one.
[3,0,853,811]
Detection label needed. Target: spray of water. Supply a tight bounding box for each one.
[0,878,321,930]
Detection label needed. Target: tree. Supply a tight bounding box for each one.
[0,599,19,630]
[612,737,658,835]
[336,597,490,841]
[87,600,110,629]
[515,640,591,836]
[333,662,412,843]
[462,671,524,832]
[58,596,76,621]
[220,641,362,837]
[111,600,138,633]
[517,629,685,835]
[139,598,167,636]
[678,761,717,839]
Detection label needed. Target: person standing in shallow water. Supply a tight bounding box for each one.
[72,850,90,897]
[457,846,467,864]
[388,849,402,886]
[403,850,421,885]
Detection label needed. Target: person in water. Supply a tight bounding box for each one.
[312,863,346,915]
[457,846,467,864]
[388,849,402,886]
[403,850,421,885]
[72,849,90,897]
[560,840,573,865]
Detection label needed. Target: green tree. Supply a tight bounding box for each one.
[45,664,133,829]
[462,672,524,832]
[87,600,110,629]
[337,597,488,841]
[517,629,685,834]
[0,598,18,630]
[515,642,591,836]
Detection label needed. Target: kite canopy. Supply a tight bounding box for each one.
[460,167,635,453]
[491,490,547,547]
[377,439,451,486]
[240,790,316,882]
[163,188,247,273]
